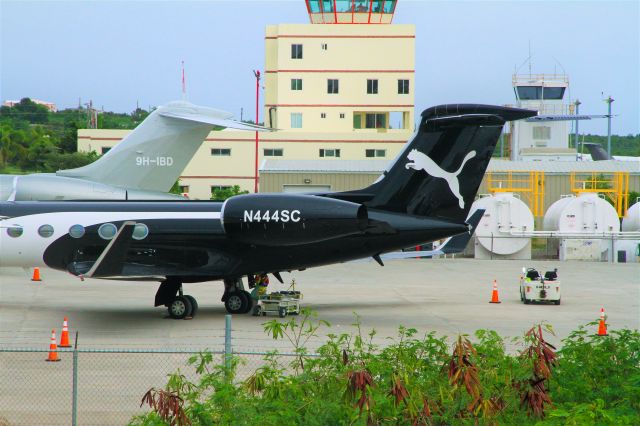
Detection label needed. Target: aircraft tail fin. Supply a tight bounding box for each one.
[58,101,270,193]
[583,143,612,161]
[333,104,536,223]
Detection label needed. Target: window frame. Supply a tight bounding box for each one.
[319,148,341,158]
[290,112,303,128]
[211,148,231,156]
[263,148,284,157]
[290,78,302,91]
[291,44,303,59]
[398,79,409,94]
[367,79,379,94]
[327,79,339,94]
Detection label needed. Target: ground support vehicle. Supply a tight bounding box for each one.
[519,267,561,305]
[252,291,302,317]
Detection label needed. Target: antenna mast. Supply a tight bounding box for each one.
[181,60,186,100]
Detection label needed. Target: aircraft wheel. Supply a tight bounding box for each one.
[242,291,254,313]
[225,291,248,314]
[185,295,198,317]
[168,296,193,319]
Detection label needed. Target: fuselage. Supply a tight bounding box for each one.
[0,200,465,281]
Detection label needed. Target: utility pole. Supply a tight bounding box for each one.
[605,95,614,157]
[253,70,261,193]
[574,99,581,160]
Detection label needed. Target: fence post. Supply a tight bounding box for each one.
[224,314,232,371]
[72,332,78,426]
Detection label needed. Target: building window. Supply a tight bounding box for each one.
[365,149,386,158]
[291,112,303,128]
[291,44,303,59]
[365,113,386,129]
[327,79,339,94]
[211,148,231,156]
[398,79,409,94]
[179,185,189,193]
[533,126,551,140]
[321,113,326,119]
[101,147,111,154]
[291,78,302,90]
[319,149,340,158]
[340,113,345,119]
[264,148,283,157]
[321,43,328,50]
[367,79,378,94]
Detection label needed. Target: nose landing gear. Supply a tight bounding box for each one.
[222,277,253,314]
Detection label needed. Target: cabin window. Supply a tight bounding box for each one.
[6,226,23,238]
[132,223,149,240]
[98,223,117,240]
[38,224,54,238]
[69,224,85,238]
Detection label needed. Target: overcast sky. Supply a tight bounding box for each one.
[1,0,638,135]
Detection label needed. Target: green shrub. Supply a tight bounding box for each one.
[132,314,640,426]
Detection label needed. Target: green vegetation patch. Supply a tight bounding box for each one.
[132,311,640,425]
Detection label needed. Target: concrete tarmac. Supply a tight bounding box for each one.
[1,258,638,350]
[0,258,638,425]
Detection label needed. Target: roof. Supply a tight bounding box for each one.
[261,159,640,174]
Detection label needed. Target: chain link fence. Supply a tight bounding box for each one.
[0,324,307,425]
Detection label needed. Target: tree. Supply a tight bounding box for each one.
[211,185,249,200]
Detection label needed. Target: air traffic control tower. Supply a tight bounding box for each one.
[509,73,575,161]
[264,0,415,134]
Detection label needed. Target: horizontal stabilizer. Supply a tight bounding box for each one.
[527,114,610,122]
[85,221,136,278]
[439,208,484,254]
[159,110,272,131]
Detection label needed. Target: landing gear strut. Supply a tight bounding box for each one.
[222,277,253,314]
[155,278,199,319]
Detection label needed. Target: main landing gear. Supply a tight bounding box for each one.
[155,277,254,319]
[155,278,199,320]
[222,277,253,315]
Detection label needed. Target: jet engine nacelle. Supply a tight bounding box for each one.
[222,194,368,246]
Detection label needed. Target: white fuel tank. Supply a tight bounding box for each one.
[621,201,640,232]
[543,194,619,233]
[472,193,534,255]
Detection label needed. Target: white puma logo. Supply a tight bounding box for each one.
[405,149,476,208]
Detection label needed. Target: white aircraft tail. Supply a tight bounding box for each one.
[58,101,268,192]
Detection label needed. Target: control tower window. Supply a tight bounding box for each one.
[516,86,565,100]
[543,87,565,100]
[335,0,352,12]
[322,0,334,12]
[383,0,397,13]
[367,79,378,94]
[291,44,303,59]
[308,0,321,13]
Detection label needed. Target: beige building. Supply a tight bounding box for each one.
[78,1,415,200]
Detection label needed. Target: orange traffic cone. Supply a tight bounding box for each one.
[31,267,42,282]
[597,307,608,336]
[489,280,501,304]
[59,317,71,348]
[46,329,61,362]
